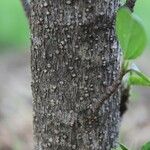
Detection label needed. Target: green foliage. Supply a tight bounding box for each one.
[114,142,150,150]
[141,142,150,150]
[134,0,150,46]
[116,8,147,60]
[115,6,150,150]
[121,0,150,45]
[0,0,30,50]
[116,7,150,88]
[113,144,128,150]
[128,69,150,86]
[119,144,128,150]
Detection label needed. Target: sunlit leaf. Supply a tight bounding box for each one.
[116,8,147,60]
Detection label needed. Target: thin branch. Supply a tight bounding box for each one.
[21,0,30,18]
[124,0,137,12]
[93,73,123,113]
[79,71,124,115]
[126,69,150,83]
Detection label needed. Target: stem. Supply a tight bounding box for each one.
[126,69,150,82]
[122,60,130,75]
[21,0,30,18]
[80,71,124,115]
[125,0,137,12]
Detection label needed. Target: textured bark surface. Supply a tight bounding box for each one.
[30,0,121,149]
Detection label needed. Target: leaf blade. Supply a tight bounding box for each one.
[120,144,128,150]
[116,8,147,60]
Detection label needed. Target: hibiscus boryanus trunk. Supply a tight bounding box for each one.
[21,0,136,149]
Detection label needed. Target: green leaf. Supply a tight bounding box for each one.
[120,144,128,150]
[141,141,150,150]
[127,69,150,86]
[112,144,128,150]
[116,8,147,60]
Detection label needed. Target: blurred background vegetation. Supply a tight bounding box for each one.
[0,0,149,150]
[0,0,150,51]
[0,0,30,52]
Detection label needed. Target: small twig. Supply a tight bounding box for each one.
[79,71,124,115]
[93,73,123,113]
[124,0,137,12]
[21,0,30,18]
[126,69,150,82]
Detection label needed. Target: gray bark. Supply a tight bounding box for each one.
[30,0,121,149]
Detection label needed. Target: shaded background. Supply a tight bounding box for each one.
[0,0,149,149]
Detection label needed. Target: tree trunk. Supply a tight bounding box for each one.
[30,0,121,149]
